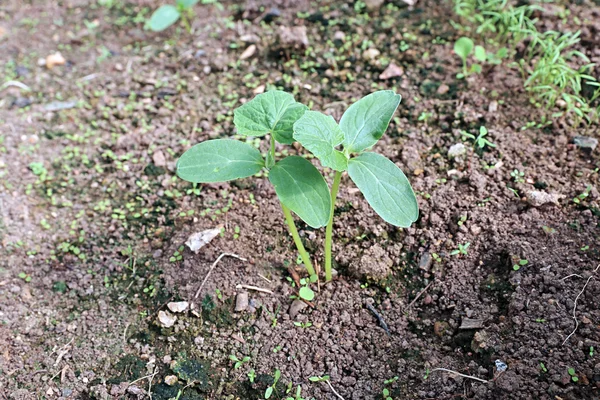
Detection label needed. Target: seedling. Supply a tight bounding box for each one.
[510,169,525,183]
[539,362,548,373]
[513,258,528,271]
[265,369,281,399]
[18,272,32,282]
[590,346,594,357]
[285,384,305,400]
[567,367,578,383]
[177,90,418,285]
[293,321,313,329]
[450,242,470,256]
[453,37,481,78]
[229,354,250,369]
[247,369,256,383]
[382,388,392,400]
[573,185,591,204]
[148,0,198,32]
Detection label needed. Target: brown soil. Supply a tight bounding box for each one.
[1,0,599,399]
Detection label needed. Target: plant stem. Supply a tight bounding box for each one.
[324,170,342,282]
[266,135,276,168]
[280,203,316,278]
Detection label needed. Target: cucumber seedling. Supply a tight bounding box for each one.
[176,90,419,284]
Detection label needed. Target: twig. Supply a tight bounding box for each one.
[366,303,390,336]
[194,253,246,299]
[562,264,599,345]
[1,80,31,91]
[325,380,346,400]
[430,368,489,384]
[258,273,272,283]
[561,274,583,281]
[235,284,273,294]
[407,281,434,310]
[53,338,74,366]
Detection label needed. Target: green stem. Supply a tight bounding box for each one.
[281,202,316,278]
[266,135,276,168]
[324,170,342,282]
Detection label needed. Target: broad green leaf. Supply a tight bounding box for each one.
[233,91,308,144]
[269,156,331,228]
[340,91,401,154]
[176,0,199,9]
[293,111,348,171]
[176,139,264,183]
[348,152,418,227]
[474,45,487,62]
[148,5,180,32]
[454,37,474,61]
[299,286,315,301]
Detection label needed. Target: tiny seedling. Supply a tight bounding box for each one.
[247,369,256,383]
[590,346,594,357]
[510,169,525,183]
[293,321,313,329]
[18,272,32,282]
[285,385,305,400]
[573,185,591,204]
[539,362,548,373]
[148,0,198,32]
[450,242,470,256]
[453,37,481,78]
[567,367,578,383]
[308,375,330,383]
[229,354,251,369]
[265,369,281,399]
[513,258,528,271]
[177,90,419,286]
[382,388,392,400]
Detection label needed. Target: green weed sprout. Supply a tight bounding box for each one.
[176,90,418,284]
[453,37,479,78]
[148,0,198,32]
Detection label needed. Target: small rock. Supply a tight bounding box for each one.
[158,311,176,328]
[434,321,449,337]
[364,0,385,10]
[12,97,31,109]
[289,299,308,319]
[253,85,265,95]
[379,63,403,80]
[362,48,381,62]
[333,31,345,41]
[471,330,489,353]
[235,292,249,312]
[45,53,66,69]
[419,252,432,271]
[488,100,498,113]
[525,190,565,207]
[423,294,433,305]
[448,143,467,159]
[263,7,281,23]
[459,318,484,329]
[277,26,309,49]
[401,146,422,172]
[574,136,598,151]
[167,301,189,313]
[185,227,222,254]
[194,336,204,346]
[44,101,77,111]
[152,150,167,167]
[164,375,178,386]
[127,385,144,395]
[240,34,260,43]
[239,44,256,60]
[436,84,449,95]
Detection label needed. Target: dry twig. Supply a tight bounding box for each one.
[194,253,246,299]
[430,368,489,384]
[562,264,599,345]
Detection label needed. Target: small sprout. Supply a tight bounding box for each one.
[590,346,594,357]
[513,258,528,271]
[450,242,470,256]
[567,367,578,382]
[265,369,282,399]
[247,369,256,383]
[298,286,315,302]
[454,37,474,78]
[147,0,198,32]
[308,375,330,383]
[511,169,525,183]
[18,272,32,282]
[229,354,251,369]
[542,225,557,235]
[540,362,548,373]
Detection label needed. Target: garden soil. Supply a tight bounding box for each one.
[0,0,599,399]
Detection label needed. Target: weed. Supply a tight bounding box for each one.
[176,90,418,288]
[513,258,528,271]
[147,0,197,32]
[293,321,313,329]
[265,369,281,399]
[510,169,525,183]
[450,242,470,256]
[229,354,250,369]
[572,185,591,204]
[247,369,256,383]
[454,37,478,78]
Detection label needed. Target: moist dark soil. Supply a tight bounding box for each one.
[1,0,599,399]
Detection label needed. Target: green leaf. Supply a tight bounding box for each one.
[269,156,331,228]
[299,286,315,301]
[176,0,199,9]
[265,387,273,399]
[348,152,418,227]
[148,5,180,31]
[474,45,487,62]
[340,90,401,154]
[293,111,348,171]
[176,139,264,183]
[234,91,308,144]
[454,37,474,61]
